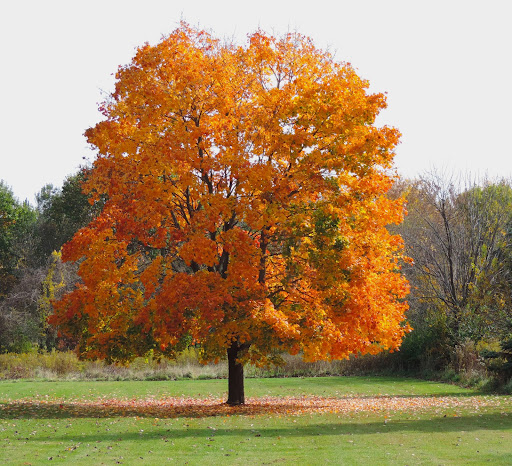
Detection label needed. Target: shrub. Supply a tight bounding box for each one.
[452,339,486,375]
[481,337,512,385]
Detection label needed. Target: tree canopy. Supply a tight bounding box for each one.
[50,24,409,404]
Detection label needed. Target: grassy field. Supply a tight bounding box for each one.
[1,376,511,464]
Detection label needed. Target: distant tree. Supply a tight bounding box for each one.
[37,251,79,350]
[0,182,37,297]
[50,24,409,404]
[32,168,98,267]
[0,182,17,297]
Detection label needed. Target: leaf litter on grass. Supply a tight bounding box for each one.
[1,394,510,419]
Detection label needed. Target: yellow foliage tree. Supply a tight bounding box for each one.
[50,24,409,404]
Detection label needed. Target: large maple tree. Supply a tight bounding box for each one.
[50,24,409,404]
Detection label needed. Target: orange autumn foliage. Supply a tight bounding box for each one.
[50,23,409,366]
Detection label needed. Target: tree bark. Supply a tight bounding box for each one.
[226,341,245,405]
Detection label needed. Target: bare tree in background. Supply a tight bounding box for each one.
[397,172,512,345]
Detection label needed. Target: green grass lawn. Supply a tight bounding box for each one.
[0,376,475,400]
[1,376,511,465]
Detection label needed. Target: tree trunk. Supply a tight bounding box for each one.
[226,341,245,405]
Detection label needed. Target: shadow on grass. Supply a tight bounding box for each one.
[13,413,512,444]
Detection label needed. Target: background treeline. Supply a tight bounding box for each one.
[0,169,96,352]
[1,169,512,390]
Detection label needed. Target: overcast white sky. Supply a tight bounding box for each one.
[1,0,511,203]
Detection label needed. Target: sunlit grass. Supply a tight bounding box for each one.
[0,376,475,400]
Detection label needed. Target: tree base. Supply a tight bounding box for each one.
[225,400,244,406]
